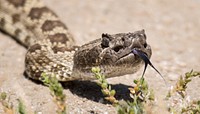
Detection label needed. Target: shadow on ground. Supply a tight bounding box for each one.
[61,80,133,103]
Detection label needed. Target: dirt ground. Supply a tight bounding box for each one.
[0,0,200,114]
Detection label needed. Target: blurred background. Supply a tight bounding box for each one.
[0,0,200,113]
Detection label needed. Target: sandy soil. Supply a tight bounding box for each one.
[0,0,200,113]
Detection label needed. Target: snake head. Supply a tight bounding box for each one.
[73,30,152,80]
[100,29,151,64]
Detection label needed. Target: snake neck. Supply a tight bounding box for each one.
[0,0,79,81]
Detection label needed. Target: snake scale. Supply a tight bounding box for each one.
[0,0,152,81]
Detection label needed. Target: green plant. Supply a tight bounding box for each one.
[0,92,14,114]
[166,70,200,114]
[127,77,154,114]
[181,100,200,114]
[92,67,155,114]
[40,73,66,114]
[92,67,118,105]
[17,99,26,114]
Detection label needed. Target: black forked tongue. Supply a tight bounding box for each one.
[132,49,167,85]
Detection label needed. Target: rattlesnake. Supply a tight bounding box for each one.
[0,0,152,81]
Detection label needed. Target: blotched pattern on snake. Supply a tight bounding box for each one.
[0,0,152,81]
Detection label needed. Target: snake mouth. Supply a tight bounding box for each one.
[115,43,151,64]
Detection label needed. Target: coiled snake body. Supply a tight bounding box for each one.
[0,0,152,81]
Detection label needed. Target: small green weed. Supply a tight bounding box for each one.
[92,67,118,105]
[17,99,26,114]
[0,92,14,114]
[92,67,155,114]
[40,73,66,114]
[0,92,28,114]
[166,70,200,114]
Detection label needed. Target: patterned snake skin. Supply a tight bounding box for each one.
[0,0,152,81]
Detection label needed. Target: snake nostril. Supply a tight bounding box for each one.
[144,43,147,48]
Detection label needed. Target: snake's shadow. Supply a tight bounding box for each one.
[24,72,132,104]
[62,80,132,104]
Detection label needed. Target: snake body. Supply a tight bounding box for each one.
[0,0,152,81]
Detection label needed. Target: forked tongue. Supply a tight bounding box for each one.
[132,49,167,85]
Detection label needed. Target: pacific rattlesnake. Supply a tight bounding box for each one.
[0,0,152,81]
